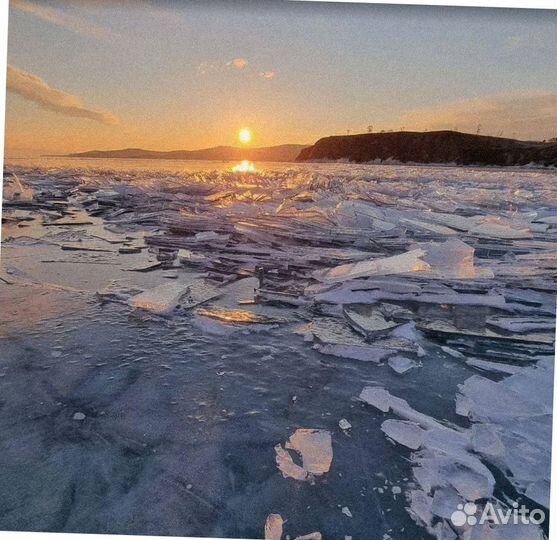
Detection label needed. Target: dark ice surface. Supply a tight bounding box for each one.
[0,299,470,538]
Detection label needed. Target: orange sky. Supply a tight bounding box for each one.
[4,1,557,157]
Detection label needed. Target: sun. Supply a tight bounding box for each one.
[239,127,252,145]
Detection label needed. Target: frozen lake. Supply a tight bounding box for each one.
[1,160,555,539]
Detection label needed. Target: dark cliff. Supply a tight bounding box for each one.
[296,131,557,167]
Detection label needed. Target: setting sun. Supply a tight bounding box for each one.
[238,127,252,145]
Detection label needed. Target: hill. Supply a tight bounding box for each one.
[65,144,309,163]
[296,131,557,167]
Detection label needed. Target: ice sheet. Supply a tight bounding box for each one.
[2,160,555,540]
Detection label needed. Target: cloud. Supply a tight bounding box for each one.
[198,58,249,75]
[198,58,276,82]
[11,0,110,39]
[7,65,120,126]
[197,62,219,76]
[258,71,276,80]
[396,91,557,140]
[227,58,249,70]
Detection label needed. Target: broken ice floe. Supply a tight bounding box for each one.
[297,318,413,363]
[360,359,552,539]
[464,358,522,375]
[265,514,284,540]
[360,386,497,512]
[388,356,420,375]
[128,282,188,314]
[338,418,352,432]
[381,419,424,450]
[457,358,553,508]
[275,429,333,482]
[128,280,219,315]
[486,316,556,334]
[264,514,323,540]
[96,281,144,304]
[343,304,401,338]
[298,317,371,349]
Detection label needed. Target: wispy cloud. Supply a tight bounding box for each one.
[11,0,110,39]
[198,58,275,80]
[197,62,218,76]
[227,58,249,70]
[396,91,557,140]
[258,71,276,80]
[199,58,249,74]
[7,65,120,126]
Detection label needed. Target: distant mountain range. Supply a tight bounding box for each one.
[296,131,557,167]
[63,132,557,167]
[64,144,309,163]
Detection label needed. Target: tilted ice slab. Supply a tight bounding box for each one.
[128,279,219,315]
[128,282,193,315]
[401,217,459,236]
[486,316,556,334]
[312,240,493,285]
[419,239,494,279]
[312,249,430,283]
[469,222,533,240]
[343,304,401,337]
[334,199,397,231]
[311,285,507,309]
[465,358,522,375]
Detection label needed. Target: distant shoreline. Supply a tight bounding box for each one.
[53,143,310,163]
[42,130,557,168]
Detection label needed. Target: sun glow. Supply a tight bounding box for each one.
[232,160,256,173]
[239,127,252,145]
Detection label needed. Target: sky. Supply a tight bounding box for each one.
[4,0,557,156]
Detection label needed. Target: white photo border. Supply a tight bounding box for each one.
[0,1,555,540]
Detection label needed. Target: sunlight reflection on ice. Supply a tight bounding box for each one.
[232,160,256,173]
